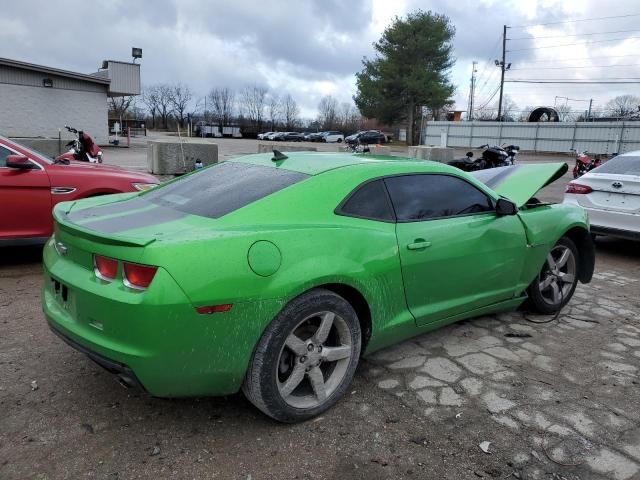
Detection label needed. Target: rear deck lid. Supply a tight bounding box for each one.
[471,163,568,207]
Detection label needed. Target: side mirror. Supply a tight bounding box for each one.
[6,155,35,170]
[465,151,473,158]
[496,198,517,216]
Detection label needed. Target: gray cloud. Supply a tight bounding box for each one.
[2,0,640,118]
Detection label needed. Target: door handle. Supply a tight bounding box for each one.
[407,240,432,250]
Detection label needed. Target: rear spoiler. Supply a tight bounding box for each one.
[54,208,155,247]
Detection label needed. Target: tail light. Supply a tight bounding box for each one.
[566,183,593,194]
[123,262,158,290]
[94,255,118,281]
[196,304,233,315]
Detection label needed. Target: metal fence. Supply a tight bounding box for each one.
[422,121,640,155]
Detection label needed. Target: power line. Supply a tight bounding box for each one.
[510,54,640,63]
[509,35,640,52]
[508,79,640,84]
[509,28,640,40]
[509,63,640,71]
[512,13,640,28]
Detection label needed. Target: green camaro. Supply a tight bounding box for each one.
[43,151,594,422]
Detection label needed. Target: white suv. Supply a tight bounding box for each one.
[322,131,344,143]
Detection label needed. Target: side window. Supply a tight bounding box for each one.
[0,146,12,167]
[338,179,394,222]
[385,174,494,222]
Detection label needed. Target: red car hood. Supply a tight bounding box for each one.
[62,161,158,183]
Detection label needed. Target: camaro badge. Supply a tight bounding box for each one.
[612,181,623,189]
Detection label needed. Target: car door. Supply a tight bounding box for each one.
[0,145,52,240]
[385,173,528,325]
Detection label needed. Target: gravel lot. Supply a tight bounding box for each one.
[1,136,639,479]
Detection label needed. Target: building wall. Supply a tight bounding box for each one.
[0,83,108,144]
[423,121,640,155]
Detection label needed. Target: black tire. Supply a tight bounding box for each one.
[242,289,361,423]
[526,236,579,314]
[337,138,343,143]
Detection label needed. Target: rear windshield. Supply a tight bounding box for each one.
[593,155,640,176]
[143,161,309,219]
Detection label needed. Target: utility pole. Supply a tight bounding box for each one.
[496,25,511,121]
[467,61,478,120]
[587,98,593,122]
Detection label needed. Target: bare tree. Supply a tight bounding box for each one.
[109,96,135,120]
[241,85,268,130]
[282,94,299,129]
[338,102,361,133]
[267,94,282,130]
[144,84,174,129]
[170,83,193,129]
[209,87,235,128]
[604,95,640,118]
[142,86,160,128]
[317,96,339,130]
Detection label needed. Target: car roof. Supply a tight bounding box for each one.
[230,151,456,176]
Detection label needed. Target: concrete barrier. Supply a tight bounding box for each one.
[408,146,454,163]
[147,138,218,174]
[368,145,391,156]
[9,138,62,159]
[257,143,318,153]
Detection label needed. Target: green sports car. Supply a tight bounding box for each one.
[43,151,594,422]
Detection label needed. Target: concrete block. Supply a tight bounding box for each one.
[147,138,218,175]
[369,145,391,156]
[257,143,317,153]
[9,138,63,159]
[408,146,454,163]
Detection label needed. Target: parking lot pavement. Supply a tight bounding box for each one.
[1,141,639,479]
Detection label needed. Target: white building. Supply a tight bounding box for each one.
[0,57,140,145]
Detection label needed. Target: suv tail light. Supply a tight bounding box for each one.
[123,262,158,290]
[566,183,593,194]
[94,255,118,281]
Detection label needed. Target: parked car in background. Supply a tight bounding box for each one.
[564,152,640,240]
[266,132,280,140]
[345,130,386,145]
[44,152,593,422]
[258,132,275,140]
[305,132,325,142]
[322,131,344,143]
[0,136,159,246]
[274,132,304,142]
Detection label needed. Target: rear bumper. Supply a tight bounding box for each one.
[48,322,144,390]
[564,194,640,237]
[591,225,640,241]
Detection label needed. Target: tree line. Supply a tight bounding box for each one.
[109,83,367,134]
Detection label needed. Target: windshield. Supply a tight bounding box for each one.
[143,161,309,219]
[2,136,53,164]
[593,155,640,176]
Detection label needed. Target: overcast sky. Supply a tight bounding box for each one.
[2,0,640,119]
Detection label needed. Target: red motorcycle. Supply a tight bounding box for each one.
[571,149,601,179]
[57,125,103,163]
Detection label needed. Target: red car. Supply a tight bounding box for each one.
[0,136,159,245]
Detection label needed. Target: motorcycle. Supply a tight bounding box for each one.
[570,149,601,179]
[57,125,103,163]
[448,144,519,172]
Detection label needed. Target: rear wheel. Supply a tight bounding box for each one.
[337,138,343,143]
[527,237,579,314]
[243,289,361,423]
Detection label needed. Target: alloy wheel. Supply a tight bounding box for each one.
[538,245,577,305]
[276,311,353,409]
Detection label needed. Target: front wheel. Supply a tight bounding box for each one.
[337,138,343,143]
[243,289,361,423]
[526,236,579,314]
